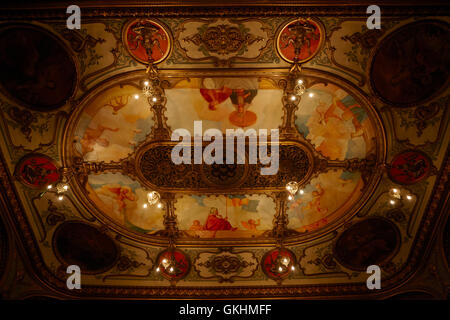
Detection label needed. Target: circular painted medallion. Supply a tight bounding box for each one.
[334,217,400,271]
[276,18,324,63]
[156,249,190,280]
[14,154,59,189]
[371,21,449,106]
[53,221,119,274]
[261,248,296,280]
[0,25,77,111]
[123,19,171,64]
[388,150,432,185]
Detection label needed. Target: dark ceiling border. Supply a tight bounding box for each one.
[0,3,449,19]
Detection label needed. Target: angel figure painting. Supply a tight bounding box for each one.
[73,84,154,162]
[165,77,283,132]
[295,83,376,160]
[287,170,364,233]
[86,173,164,234]
[177,194,275,238]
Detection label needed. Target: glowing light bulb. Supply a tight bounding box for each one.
[288,195,293,201]
[152,97,158,102]
[134,94,139,99]
[406,195,413,200]
[143,203,148,209]
[299,189,304,195]
[283,258,288,264]
[286,181,299,196]
[147,191,160,205]
[392,188,398,193]
[291,266,295,271]
[169,267,174,273]
[290,95,296,101]
[297,79,303,85]
[157,203,162,209]
[63,185,69,191]
[389,199,395,205]
[156,267,160,272]
[47,185,52,190]
[144,81,149,86]
[278,266,283,272]
[162,259,168,264]
[308,92,314,98]
[58,195,63,201]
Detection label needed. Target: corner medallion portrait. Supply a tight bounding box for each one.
[276,18,324,64]
[123,19,172,64]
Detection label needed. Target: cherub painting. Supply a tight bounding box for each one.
[288,170,363,233]
[295,83,374,160]
[293,184,328,215]
[241,219,261,231]
[73,85,153,162]
[78,124,119,155]
[87,173,164,234]
[95,185,136,214]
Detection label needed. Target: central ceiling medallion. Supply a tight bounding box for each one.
[135,141,313,193]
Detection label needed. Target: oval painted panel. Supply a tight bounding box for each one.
[371,21,450,106]
[334,218,400,271]
[72,84,153,162]
[295,82,377,161]
[0,25,77,110]
[53,222,118,274]
[388,150,432,185]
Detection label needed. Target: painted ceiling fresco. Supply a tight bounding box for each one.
[0,1,448,299]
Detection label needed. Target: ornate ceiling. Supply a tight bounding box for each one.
[0,1,448,299]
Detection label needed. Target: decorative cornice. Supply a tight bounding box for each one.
[0,4,449,20]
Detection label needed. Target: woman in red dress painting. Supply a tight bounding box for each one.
[204,207,237,231]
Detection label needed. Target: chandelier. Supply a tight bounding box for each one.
[286,58,315,103]
[388,187,414,205]
[45,167,71,201]
[141,60,164,106]
[142,190,162,209]
[286,181,304,201]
